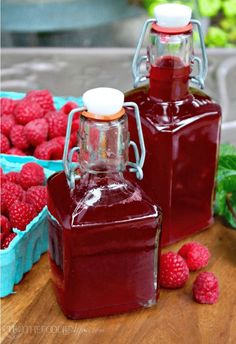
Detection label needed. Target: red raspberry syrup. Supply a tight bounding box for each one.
[125,54,221,246]
[48,171,161,319]
[47,94,162,319]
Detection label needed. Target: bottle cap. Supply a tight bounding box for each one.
[154,4,192,28]
[82,87,124,116]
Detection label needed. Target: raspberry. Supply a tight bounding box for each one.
[34,140,61,160]
[19,162,45,189]
[1,182,24,213]
[0,168,6,184]
[50,136,73,159]
[0,233,6,243]
[1,233,17,249]
[0,215,11,235]
[10,125,29,150]
[61,101,78,115]
[9,200,36,230]
[24,118,48,146]
[14,100,44,125]
[178,242,211,271]
[1,195,7,215]
[70,131,78,147]
[72,119,80,132]
[0,133,10,153]
[0,98,16,116]
[160,252,189,289]
[51,136,66,148]
[72,152,79,162]
[5,171,20,184]
[50,137,65,159]
[26,90,55,114]
[45,111,68,139]
[6,148,26,156]
[192,272,219,304]
[1,115,16,137]
[25,185,47,213]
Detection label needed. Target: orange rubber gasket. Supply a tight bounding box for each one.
[151,22,192,34]
[82,108,125,121]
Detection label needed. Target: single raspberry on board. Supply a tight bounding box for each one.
[9,200,36,231]
[0,215,11,235]
[45,110,68,139]
[19,162,45,190]
[26,90,55,114]
[192,272,219,304]
[14,100,44,125]
[0,133,10,153]
[6,147,26,156]
[24,118,48,146]
[5,171,20,184]
[160,252,189,289]
[1,233,17,249]
[178,241,211,271]
[1,182,24,212]
[25,185,47,213]
[1,115,16,137]
[61,101,79,115]
[10,125,29,150]
[0,98,16,116]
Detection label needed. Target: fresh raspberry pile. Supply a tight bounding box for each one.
[0,91,80,160]
[160,241,219,305]
[0,162,47,249]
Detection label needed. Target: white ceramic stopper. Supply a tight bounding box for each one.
[82,87,124,115]
[154,4,192,28]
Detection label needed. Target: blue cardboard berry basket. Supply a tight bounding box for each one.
[0,157,54,298]
[0,91,83,172]
[0,91,82,297]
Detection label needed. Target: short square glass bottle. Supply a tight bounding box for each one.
[47,88,162,319]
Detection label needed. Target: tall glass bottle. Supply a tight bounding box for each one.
[47,88,162,319]
[125,4,221,246]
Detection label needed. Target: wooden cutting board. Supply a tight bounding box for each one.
[1,219,236,344]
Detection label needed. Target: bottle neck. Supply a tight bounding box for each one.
[147,30,193,101]
[78,114,129,176]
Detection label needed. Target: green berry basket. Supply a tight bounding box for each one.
[0,157,54,297]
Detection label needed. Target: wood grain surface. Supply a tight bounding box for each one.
[1,219,236,344]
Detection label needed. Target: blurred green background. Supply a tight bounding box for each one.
[142,0,236,47]
[2,0,236,47]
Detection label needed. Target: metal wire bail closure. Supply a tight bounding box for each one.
[132,18,208,89]
[63,106,86,190]
[124,102,146,180]
[63,102,146,189]
[132,18,156,88]
[190,19,208,89]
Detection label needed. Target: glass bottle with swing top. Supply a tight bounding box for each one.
[47,87,162,319]
[125,4,221,246]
